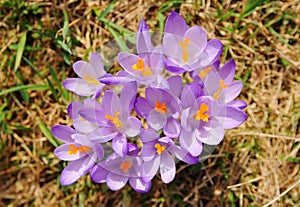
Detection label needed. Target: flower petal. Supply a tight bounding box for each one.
[199,119,224,145]
[167,75,182,97]
[129,177,152,193]
[51,125,76,143]
[160,151,175,183]
[165,11,188,37]
[137,19,152,55]
[140,128,159,143]
[141,142,156,161]
[219,59,235,83]
[54,143,86,161]
[134,97,152,118]
[141,155,160,182]
[90,164,109,183]
[63,78,97,96]
[227,100,247,109]
[147,109,167,130]
[217,106,247,129]
[198,39,223,67]
[125,116,141,137]
[179,129,203,157]
[89,52,106,77]
[112,135,128,157]
[185,26,207,54]
[88,127,118,143]
[106,172,128,191]
[163,117,181,138]
[168,144,198,164]
[121,81,137,115]
[224,80,243,103]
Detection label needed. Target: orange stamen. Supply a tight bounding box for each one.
[154,143,166,155]
[105,111,122,128]
[154,101,168,114]
[194,103,210,122]
[199,66,212,79]
[178,38,190,62]
[213,79,227,100]
[83,73,99,85]
[120,161,132,173]
[68,144,93,154]
[132,58,153,76]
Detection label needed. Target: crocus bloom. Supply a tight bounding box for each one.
[101,19,166,88]
[135,87,181,137]
[91,144,151,193]
[67,98,100,134]
[140,129,198,183]
[163,11,223,74]
[63,52,106,98]
[52,125,104,185]
[79,81,141,156]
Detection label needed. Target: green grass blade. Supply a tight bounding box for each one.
[23,57,45,81]
[14,32,27,72]
[107,26,129,52]
[97,0,117,20]
[38,121,58,147]
[241,0,270,18]
[62,10,69,39]
[0,84,49,96]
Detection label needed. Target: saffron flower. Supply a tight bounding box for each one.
[163,11,223,74]
[52,125,104,185]
[63,52,106,98]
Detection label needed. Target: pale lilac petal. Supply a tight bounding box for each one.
[89,52,106,77]
[224,80,243,102]
[199,119,224,145]
[100,73,132,85]
[163,34,183,66]
[118,52,141,75]
[112,135,128,157]
[90,164,109,183]
[141,142,156,161]
[167,75,182,97]
[121,81,137,115]
[88,127,118,143]
[227,100,247,109]
[101,90,114,113]
[134,97,153,118]
[60,155,96,185]
[179,129,203,157]
[51,125,76,143]
[163,118,181,138]
[137,19,152,55]
[219,59,235,83]
[129,177,152,193]
[140,128,159,143]
[165,11,188,36]
[148,109,167,130]
[127,143,140,156]
[125,116,141,137]
[141,155,160,182]
[54,143,85,161]
[73,118,98,134]
[185,26,207,54]
[198,39,223,67]
[160,152,175,183]
[165,58,186,74]
[180,108,192,132]
[106,172,128,191]
[79,108,109,126]
[181,84,197,109]
[168,145,198,164]
[63,78,97,96]
[217,106,247,129]
[67,102,83,119]
[93,142,104,160]
[73,61,97,78]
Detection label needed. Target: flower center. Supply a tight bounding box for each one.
[213,79,227,100]
[83,73,99,85]
[194,103,210,122]
[105,111,122,128]
[68,144,93,155]
[199,66,212,79]
[120,161,132,173]
[132,58,153,77]
[178,38,190,63]
[154,143,166,155]
[154,101,168,114]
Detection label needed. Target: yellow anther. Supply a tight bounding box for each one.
[83,73,99,85]
[213,79,227,100]
[199,66,213,79]
[154,101,168,114]
[132,58,153,77]
[105,111,122,128]
[178,38,190,63]
[120,161,132,173]
[194,103,210,122]
[79,117,86,121]
[68,144,93,155]
[154,143,166,155]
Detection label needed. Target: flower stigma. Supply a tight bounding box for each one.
[105,111,122,128]
[178,38,190,63]
[132,58,153,77]
[154,101,168,114]
[194,103,210,122]
[199,66,212,79]
[68,144,93,155]
[83,73,99,85]
[120,161,132,173]
[213,79,227,100]
[154,143,166,155]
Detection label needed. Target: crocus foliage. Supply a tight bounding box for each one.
[52,12,247,193]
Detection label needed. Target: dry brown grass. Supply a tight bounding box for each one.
[0,0,299,206]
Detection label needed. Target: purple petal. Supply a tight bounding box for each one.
[73,60,97,79]
[219,59,236,83]
[51,125,76,143]
[99,72,132,85]
[217,106,247,129]
[134,97,153,118]
[118,52,141,76]
[72,118,98,134]
[67,102,83,119]
[129,177,152,193]
[160,151,175,183]
[88,127,118,143]
[224,80,243,103]
[168,145,198,164]
[125,116,141,137]
[141,155,160,182]
[90,164,109,183]
[141,142,156,161]
[167,75,182,97]
[179,129,203,157]
[163,117,181,138]
[89,52,106,77]
[185,26,207,54]
[180,108,192,132]
[63,78,97,96]
[199,119,224,145]
[198,39,223,67]
[54,143,86,161]
[165,59,186,74]
[165,11,188,36]
[121,81,137,115]
[137,19,152,55]
[60,155,96,185]
[140,128,159,143]
[227,100,247,109]
[106,172,128,191]
[79,107,108,127]
[181,84,198,109]
[112,135,128,157]
[93,142,104,160]
[148,109,167,130]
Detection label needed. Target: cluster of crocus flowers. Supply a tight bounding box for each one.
[52,12,247,193]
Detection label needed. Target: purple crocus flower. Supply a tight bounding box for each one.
[91,144,151,193]
[79,81,141,157]
[100,19,167,88]
[163,11,223,74]
[135,87,181,137]
[52,125,104,185]
[140,129,198,183]
[179,83,247,156]
[63,52,106,98]
[67,98,101,134]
